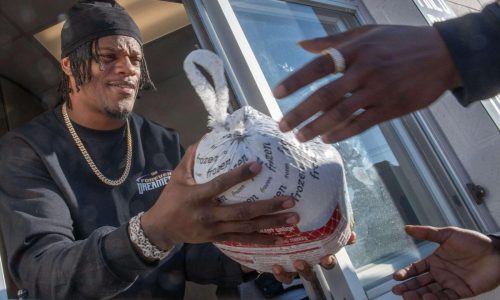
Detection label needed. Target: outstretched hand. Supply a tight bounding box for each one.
[141,144,299,250]
[273,25,462,143]
[392,225,500,300]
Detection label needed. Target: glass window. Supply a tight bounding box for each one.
[226,0,454,290]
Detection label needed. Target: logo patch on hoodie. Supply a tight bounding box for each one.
[136,170,172,195]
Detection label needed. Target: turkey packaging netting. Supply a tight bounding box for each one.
[184,49,353,272]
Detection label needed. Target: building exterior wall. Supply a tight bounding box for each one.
[362,0,500,229]
[447,0,495,15]
[435,0,500,230]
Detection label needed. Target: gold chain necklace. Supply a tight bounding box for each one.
[62,104,132,186]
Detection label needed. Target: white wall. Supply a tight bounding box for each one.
[435,0,500,229]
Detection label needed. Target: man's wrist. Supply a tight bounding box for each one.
[430,26,463,89]
[140,210,175,251]
[128,212,173,262]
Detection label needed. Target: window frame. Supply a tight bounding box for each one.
[0,257,7,300]
[482,96,500,130]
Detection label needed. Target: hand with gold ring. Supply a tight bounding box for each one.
[321,48,345,74]
[273,25,463,144]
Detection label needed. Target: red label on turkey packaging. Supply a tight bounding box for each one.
[214,204,351,272]
[218,205,342,248]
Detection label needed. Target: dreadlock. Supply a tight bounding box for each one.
[58,38,156,108]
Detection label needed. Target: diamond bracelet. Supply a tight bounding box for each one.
[128,212,170,261]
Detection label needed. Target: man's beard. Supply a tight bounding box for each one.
[104,107,131,120]
[103,97,135,120]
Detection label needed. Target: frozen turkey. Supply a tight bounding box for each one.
[184,49,353,272]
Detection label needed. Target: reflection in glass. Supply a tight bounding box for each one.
[229,0,445,288]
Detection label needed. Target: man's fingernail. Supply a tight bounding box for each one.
[297,40,312,48]
[321,135,336,144]
[275,237,285,245]
[273,85,287,98]
[296,263,305,271]
[286,214,299,225]
[295,131,306,143]
[392,285,403,294]
[279,120,290,132]
[272,266,281,275]
[249,162,261,173]
[282,199,295,209]
[322,257,331,265]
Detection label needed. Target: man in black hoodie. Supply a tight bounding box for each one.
[0,1,302,299]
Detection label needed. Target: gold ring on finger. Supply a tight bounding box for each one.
[321,48,346,73]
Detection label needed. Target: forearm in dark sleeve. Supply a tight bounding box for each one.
[433,2,500,105]
[0,139,155,299]
[12,227,147,299]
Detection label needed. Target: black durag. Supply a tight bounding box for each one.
[61,0,142,58]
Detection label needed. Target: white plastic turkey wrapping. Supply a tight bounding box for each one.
[184,49,353,272]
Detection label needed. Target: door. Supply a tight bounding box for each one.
[184,0,492,298]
